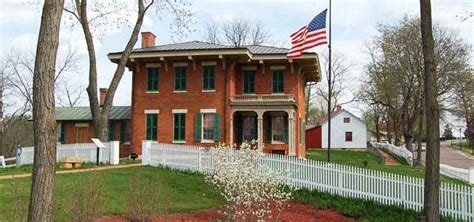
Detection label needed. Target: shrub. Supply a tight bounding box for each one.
[205,142,291,221]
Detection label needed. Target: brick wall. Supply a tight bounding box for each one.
[130,60,308,157]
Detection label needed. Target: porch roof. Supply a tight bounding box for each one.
[55,106,131,121]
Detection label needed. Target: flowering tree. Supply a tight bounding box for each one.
[206,142,291,220]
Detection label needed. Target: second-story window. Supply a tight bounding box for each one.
[272,70,284,93]
[243,70,255,94]
[147,68,159,92]
[203,66,215,91]
[174,66,187,91]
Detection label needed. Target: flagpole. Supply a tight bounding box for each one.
[327,0,332,162]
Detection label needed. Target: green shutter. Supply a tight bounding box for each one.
[203,66,215,90]
[284,117,289,143]
[146,114,157,141]
[244,70,255,94]
[195,113,202,141]
[272,70,284,93]
[267,117,272,142]
[175,67,187,91]
[120,121,126,143]
[214,113,221,141]
[147,68,159,91]
[174,114,185,141]
[108,122,115,141]
[60,122,65,143]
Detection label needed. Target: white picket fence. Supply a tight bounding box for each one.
[371,142,414,165]
[440,164,474,184]
[16,142,120,165]
[142,142,474,221]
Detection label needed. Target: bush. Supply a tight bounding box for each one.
[205,142,291,220]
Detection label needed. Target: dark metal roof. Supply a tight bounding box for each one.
[55,106,131,121]
[110,41,311,55]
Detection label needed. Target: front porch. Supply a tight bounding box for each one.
[230,109,296,155]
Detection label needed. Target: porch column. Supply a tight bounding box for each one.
[230,116,234,148]
[257,111,264,150]
[287,110,295,156]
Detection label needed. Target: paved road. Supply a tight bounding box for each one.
[421,141,474,169]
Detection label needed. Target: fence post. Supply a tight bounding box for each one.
[469,167,474,185]
[141,140,151,166]
[110,141,120,165]
[0,156,5,168]
[16,145,22,167]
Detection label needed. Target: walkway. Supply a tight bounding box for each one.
[421,141,474,169]
[0,163,141,180]
[378,149,400,165]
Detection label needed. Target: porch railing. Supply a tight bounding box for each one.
[230,94,296,104]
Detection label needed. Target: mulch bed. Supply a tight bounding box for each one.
[96,202,357,222]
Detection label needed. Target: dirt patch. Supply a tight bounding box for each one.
[95,202,357,222]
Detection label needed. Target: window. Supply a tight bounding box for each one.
[147,68,159,91]
[272,116,285,142]
[146,114,158,141]
[174,113,186,141]
[242,116,257,141]
[345,132,353,142]
[202,114,215,140]
[174,67,187,91]
[203,66,215,90]
[109,122,115,141]
[243,70,255,94]
[272,70,284,93]
[343,117,350,123]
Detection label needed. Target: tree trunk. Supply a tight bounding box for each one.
[0,69,4,155]
[77,0,151,142]
[420,0,440,221]
[404,134,413,152]
[417,108,424,166]
[28,1,65,221]
[375,115,380,142]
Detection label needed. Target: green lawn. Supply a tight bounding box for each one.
[0,160,141,176]
[306,150,466,184]
[0,167,225,221]
[0,166,461,221]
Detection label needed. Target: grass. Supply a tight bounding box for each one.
[0,160,139,176]
[306,150,467,184]
[0,166,225,220]
[293,188,458,222]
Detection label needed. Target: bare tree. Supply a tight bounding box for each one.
[28,1,65,221]
[2,48,81,112]
[203,18,270,46]
[313,52,353,113]
[64,0,193,141]
[57,78,84,107]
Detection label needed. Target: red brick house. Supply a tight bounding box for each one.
[107,32,320,158]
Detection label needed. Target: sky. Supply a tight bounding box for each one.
[0,0,472,134]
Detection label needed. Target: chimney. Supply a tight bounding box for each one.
[141,32,156,48]
[99,88,108,107]
[336,105,342,111]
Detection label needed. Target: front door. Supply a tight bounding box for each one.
[76,127,89,143]
[242,116,257,142]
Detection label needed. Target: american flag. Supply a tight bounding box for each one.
[287,9,328,58]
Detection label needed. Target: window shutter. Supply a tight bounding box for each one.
[60,122,65,143]
[284,117,289,143]
[120,121,126,143]
[108,122,115,141]
[214,113,221,141]
[195,113,202,141]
